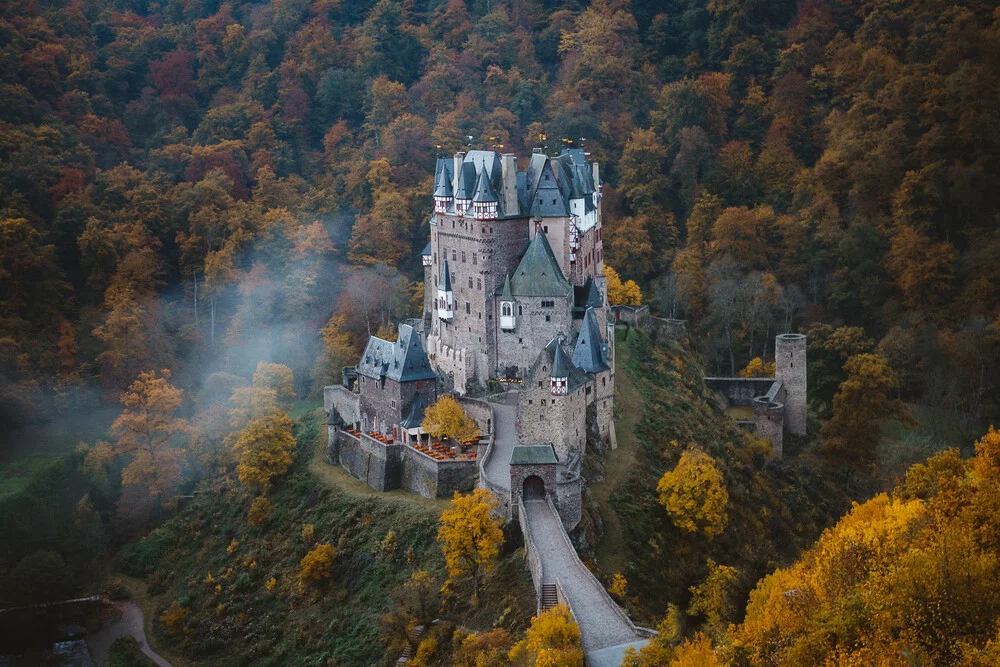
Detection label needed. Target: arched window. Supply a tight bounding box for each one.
[501,303,512,317]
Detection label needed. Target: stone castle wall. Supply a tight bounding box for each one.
[555,473,583,531]
[402,447,479,499]
[333,430,403,492]
[493,295,574,378]
[324,385,360,427]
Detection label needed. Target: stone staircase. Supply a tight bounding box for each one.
[395,624,426,665]
[540,583,558,611]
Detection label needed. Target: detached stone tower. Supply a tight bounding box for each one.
[775,333,807,436]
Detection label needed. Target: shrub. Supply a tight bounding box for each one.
[248,496,272,526]
[299,543,336,588]
[160,601,189,635]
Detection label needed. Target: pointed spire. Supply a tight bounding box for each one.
[500,273,513,302]
[551,339,569,380]
[472,168,498,203]
[440,259,452,292]
[433,161,453,197]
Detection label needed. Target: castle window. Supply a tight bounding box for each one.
[468,277,473,288]
[466,302,471,314]
[452,220,455,228]
[477,278,482,290]
[391,400,396,408]
[528,400,532,405]
[544,226,548,233]
[539,414,545,421]
[518,305,523,315]
[538,381,542,388]
[545,174,550,181]
[552,199,556,205]
[519,338,523,344]
[545,315,551,322]
[541,300,554,308]
[462,251,466,262]
[586,387,591,395]
[602,377,606,386]
[541,399,546,406]
[473,254,477,265]
[501,303,512,317]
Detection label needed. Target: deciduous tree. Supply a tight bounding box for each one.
[422,396,480,443]
[656,448,728,538]
[437,488,504,603]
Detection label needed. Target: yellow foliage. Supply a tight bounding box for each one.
[227,539,239,554]
[738,357,775,378]
[230,411,296,491]
[509,604,584,666]
[160,602,188,635]
[609,573,628,598]
[437,489,504,602]
[453,628,513,666]
[248,496,272,526]
[657,449,729,538]
[422,395,480,443]
[265,577,277,592]
[301,523,315,545]
[299,543,336,588]
[688,559,737,626]
[605,265,643,305]
[205,572,215,586]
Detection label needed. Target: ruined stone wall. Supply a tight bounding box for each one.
[703,377,782,406]
[753,397,785,458]
[335,431,403,491]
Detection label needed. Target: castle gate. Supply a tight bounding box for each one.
[523,474,545,500]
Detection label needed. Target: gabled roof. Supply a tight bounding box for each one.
[400,393,428,428]
[572,307,609,374]
[439,259,452,292]
[574,278,603,313]
[357,324,437,383]
[510,232,573,298]
[421,242,432,257]
[528,159,567,217]
[537,336,588,393]
[472,168,498,203]
[510,444,558,465]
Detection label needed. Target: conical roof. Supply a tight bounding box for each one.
[511,232,572,298]
[433,162,453,197]
[400,394,427,428]
[440,259,452,291]
[472,168,498,203]
[500,273,513,302]
[551,339,570,379]
[572,307,609,373]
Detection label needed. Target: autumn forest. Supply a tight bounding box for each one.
[2,0,1000,664]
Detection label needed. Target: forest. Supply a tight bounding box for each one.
[1,0,999,664]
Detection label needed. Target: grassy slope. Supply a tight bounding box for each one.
[593,329,848,625]
[118,409,535,666]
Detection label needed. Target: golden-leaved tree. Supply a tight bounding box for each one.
[508,604,584,667]
[437,488,503,603]
[110,369,190,514]
[730,425,1000,664]
[227,362,296,491]
[605,265,643,306]
[656,448,728,538]
[422,395,480,443]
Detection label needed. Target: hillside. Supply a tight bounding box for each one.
[116,411,537,666]
[584,328,848,627]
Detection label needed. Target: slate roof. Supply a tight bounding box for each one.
[400,394,428,428]
[454,162,478,200]
[357,324,437,382]
[472,168,498,203]
[573,278,603,316]
[500,273,513,302]
[421,242,432,257]
[510,232,573,298]
[571,307,609,374]
[510,444,558,465]
[551,339,570,379]
[433,161,453,197]
[440,259,452,292]
[538,336,589,393]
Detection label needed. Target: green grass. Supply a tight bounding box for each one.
[117,408,535,666]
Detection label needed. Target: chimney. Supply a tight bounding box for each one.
[501,153,518,216]
[453,152,465,198]
[592,161,600,191]
[532,147,542,154]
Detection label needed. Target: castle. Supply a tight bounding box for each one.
[324,149,616,510]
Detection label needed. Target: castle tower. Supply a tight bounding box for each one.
[437,259,454,321]
[550,342,569,396]
[499,273,515,331]
[775,333,807,436]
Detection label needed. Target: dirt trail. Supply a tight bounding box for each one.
[87,601,172,667]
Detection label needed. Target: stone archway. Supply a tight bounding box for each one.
[523,474,545,501]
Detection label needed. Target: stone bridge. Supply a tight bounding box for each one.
[480,393,654,665]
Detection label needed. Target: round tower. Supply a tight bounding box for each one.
[775,333,807,437]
